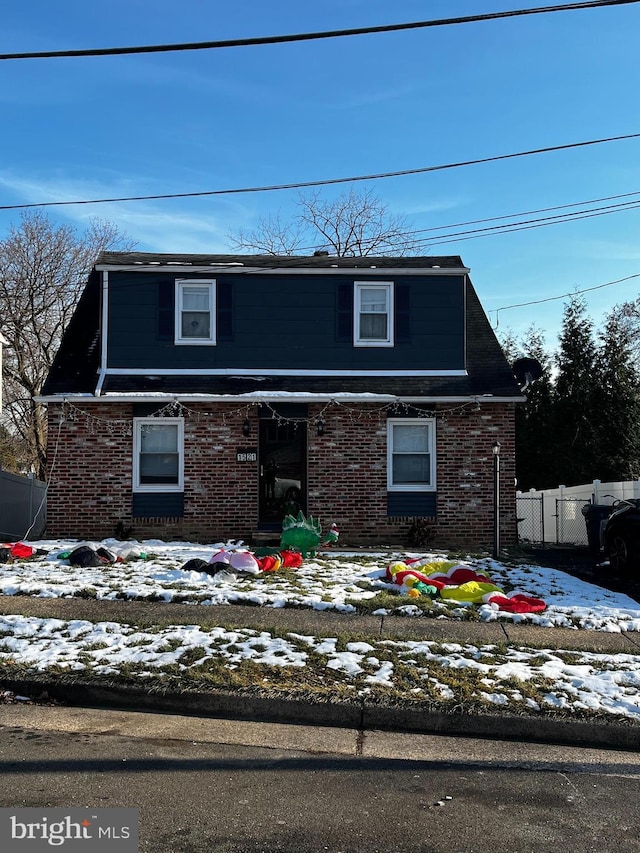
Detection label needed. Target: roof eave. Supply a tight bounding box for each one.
[35,392,525,404]
[94,264,470,275]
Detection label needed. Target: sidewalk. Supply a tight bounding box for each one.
[1,593,639,654]
[2,594,640,751]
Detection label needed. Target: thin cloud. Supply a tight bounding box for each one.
[395,197,469,216]
[0,171,241,252]
[576,238,640,262]
[327,81,421,109]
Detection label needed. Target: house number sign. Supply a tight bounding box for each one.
[236,449,257,463]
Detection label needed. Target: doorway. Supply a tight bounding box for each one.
[258,418,307,528]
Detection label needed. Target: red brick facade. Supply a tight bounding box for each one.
[45,401,517,549]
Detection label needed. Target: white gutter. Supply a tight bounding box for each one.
[95,269,109,396]
[95,264,470,276]
[35,393,525,404]
[100,368,468,377]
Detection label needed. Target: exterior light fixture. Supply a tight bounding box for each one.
[242,418,251,437]
[316,419,325,437]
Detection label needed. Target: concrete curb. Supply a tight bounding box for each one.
[4,677,640,752]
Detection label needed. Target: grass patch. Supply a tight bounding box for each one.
[344,590,399,614]
[75,587,98,599]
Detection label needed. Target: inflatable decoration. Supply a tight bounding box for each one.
[209,549,261,575]
[388,558,547,614]
[1,542,38,561]
[280,512,339,557]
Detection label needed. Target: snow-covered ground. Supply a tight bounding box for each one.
[2,538,640,720]
[2,538,640,632]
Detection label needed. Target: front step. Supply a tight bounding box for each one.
[251,531,281,545]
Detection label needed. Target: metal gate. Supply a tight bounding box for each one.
[555,498,589,547]
[517,493,591,547]
[516,494,545,545]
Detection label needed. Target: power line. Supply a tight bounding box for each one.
[1,1,637,61]
[417,200,640,249]
[391,198,640,249]
[493,272,640,326]
[294,190,640,254]
[1,131,639,212]
[374,190,640,242]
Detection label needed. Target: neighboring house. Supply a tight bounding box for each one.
[0,330,7,414]
[39,252,523,547]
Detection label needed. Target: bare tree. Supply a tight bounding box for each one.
[228,188,415,257]
[0,211,136,478]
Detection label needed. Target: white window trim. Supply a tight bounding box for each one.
[175,279,216,345]
[354,281,394,347]
[133,417,184,492]
[387,418,436,492]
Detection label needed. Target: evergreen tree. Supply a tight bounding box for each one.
[513,326,556,490]
[592,310,640,481]
[553,296,600,486]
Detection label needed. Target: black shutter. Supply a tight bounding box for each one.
[158,281,174,340]
[336,283,353,342]
[395,284,410,343]
[217,280,233,341]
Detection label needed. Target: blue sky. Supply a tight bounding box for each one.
[1,0,640,347]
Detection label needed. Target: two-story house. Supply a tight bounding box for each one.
[39,252,523,547]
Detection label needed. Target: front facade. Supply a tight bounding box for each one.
[40,253,523,548]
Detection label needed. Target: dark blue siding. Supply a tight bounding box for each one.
[387,492,437,517]
[132,493,184,518]
[107,271,465,370]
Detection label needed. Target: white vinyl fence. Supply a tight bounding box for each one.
[0,467,46,540]
[516,479,640,547]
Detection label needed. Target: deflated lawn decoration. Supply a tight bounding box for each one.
[280,511,339,557]
[179,547,304,576]
[0,542,43,562]
[58,543,147,566]
[388,558,547,614]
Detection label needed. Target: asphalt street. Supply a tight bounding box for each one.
[0,706,639,853]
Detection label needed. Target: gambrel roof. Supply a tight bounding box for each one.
[41,253,522,402]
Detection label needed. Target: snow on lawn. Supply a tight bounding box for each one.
[1,538,640,631]
[2,613,640,719]
[2,539,640,720]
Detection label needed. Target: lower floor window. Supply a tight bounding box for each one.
[133,417,184,491]
[387,418,435,491]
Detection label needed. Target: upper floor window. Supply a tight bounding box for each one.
[354,282,394,347]
[387,418,435,491]
[175,280,216,345]
[133,418,184,492]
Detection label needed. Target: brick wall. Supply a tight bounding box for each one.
[46,401,517,549]
[307,402,516,549]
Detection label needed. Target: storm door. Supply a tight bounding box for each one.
[258,418,307,528]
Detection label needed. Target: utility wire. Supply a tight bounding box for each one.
[493,272,640,326]
[292,190,640,254]
[417,200,640,249]
[384,199,640,247]
[0,0,637,61]
[1,131,639,212]
[403,202,640,252]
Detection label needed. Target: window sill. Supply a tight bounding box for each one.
[133,486,184,493]
[353,340,394,348]
[387,486,436,493]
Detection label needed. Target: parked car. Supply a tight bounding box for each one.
[602,499,640,574]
